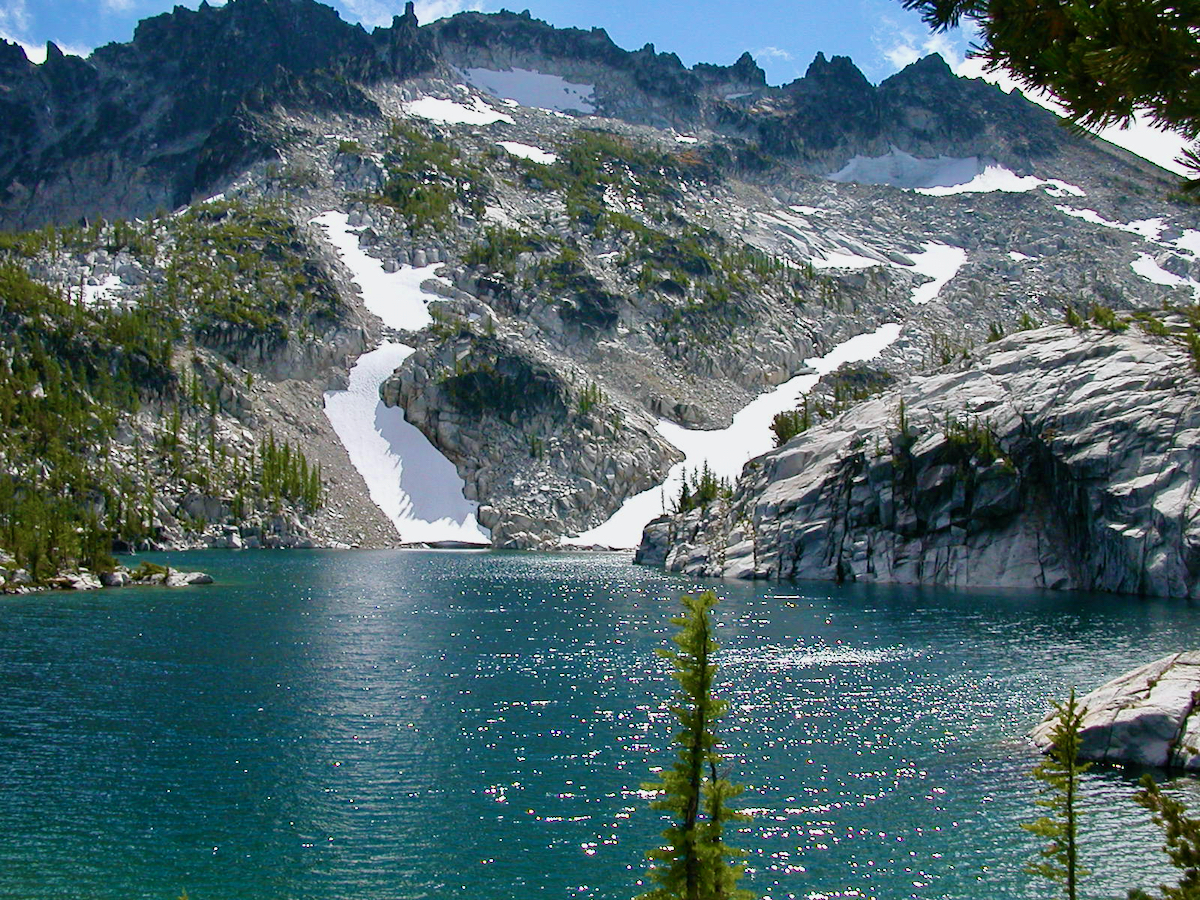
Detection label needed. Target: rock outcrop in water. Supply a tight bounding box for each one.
[639,320,1200,599]
[1032,652,1200,770]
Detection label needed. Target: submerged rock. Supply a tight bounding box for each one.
[1031,652,1200,771]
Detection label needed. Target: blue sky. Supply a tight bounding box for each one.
[0,0,972,84]
[0,0,1188,172]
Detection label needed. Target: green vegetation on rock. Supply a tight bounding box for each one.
[376,122,488,231]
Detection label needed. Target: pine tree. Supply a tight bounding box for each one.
[1129,774,1200,900]
[639,591,752,900]
[901,0,1200,187]
[1023,688,1091,900]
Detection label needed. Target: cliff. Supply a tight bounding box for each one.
[639,318,1200,599]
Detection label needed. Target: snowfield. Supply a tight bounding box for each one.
[917,165,1085,197]
[313,211,489,544]
[828,149,984,189]
[323,344,488,544]
[908,242,968,304]
[312,212,439,331]
[403,95,514,126]
[826,149,1086,198]
[497,141,558,164]
[462,67,596,113]
[562,323,903,548]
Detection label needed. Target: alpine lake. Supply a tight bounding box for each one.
[2,549,1196,899]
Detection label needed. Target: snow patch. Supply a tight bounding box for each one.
[917,165,1085,197]
[403,95,514,126]
[827,149,984,190]
[907,242,967,304]
[1055,206,1164,239]
[497,141,557,164]
[1177,231,1200,255]
[562,323,903,548]
[674,134,699,144]
[323,343,488,544]
[1132,253,1187,287]
[462,67,596,113]
[312,212,440,331]
[1008,251,1034,262]
[1131,254,1200,298]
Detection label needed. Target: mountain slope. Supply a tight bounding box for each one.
[1,0,1197,579]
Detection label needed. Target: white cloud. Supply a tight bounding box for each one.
[955,56,1193,176]
[874,17,965,72]
[0,0,30,36]
[414,0,480,23]
[101,0,136,12]
[754,46,793,62]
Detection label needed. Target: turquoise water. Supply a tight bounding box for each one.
[1,549,1197,899]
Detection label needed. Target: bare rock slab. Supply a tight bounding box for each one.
[1032,652,1200,770]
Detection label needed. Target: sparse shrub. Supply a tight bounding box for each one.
[1090,304,1128,332]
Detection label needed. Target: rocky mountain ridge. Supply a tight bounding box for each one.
[0,0,1165,231]
[1,0,1198,583]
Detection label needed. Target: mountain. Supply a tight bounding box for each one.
[0,0,1197,593]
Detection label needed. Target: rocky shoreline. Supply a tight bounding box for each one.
[1,563,213,595]
[638,319,1200,599]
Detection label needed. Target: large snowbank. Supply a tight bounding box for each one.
[562,323,903,548]
[314,211,488,544]
[323,344,488,544]
[827,149,984,190]
[462,67,596,113]
[827,148,1086,198]
[917,166,1085,197]
[403,96,514,126]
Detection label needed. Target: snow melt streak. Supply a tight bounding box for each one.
[323,345,486,543]
[313,212,437,331]
[314,211,487,543]
[563,323,902,548]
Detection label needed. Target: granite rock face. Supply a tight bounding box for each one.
[643,323,1200,598]
[1032,653,1200,770]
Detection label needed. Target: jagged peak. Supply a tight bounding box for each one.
[880,51,959,89]
[0,37,30,70]
[802,51,870,87]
